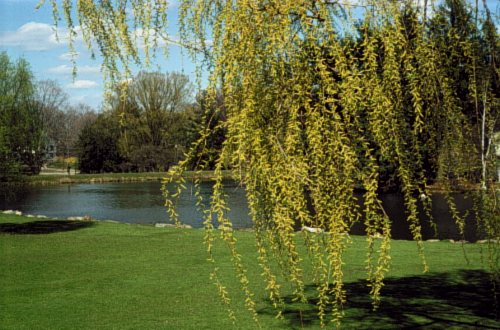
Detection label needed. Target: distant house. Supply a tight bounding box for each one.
[44,140,57,162]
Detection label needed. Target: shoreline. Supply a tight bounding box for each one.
[1,170,233,186]
[2,167,497,192]
[1,211,496,244]
[5,174,497,193]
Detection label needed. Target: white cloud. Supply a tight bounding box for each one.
[67,80,98,89]
[0,21,186,54]
[48,64,100,74]
[0,22,60,51]
[0,22,82,51]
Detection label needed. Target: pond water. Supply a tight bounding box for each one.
[0,181,483,241]
[0,181,251,229]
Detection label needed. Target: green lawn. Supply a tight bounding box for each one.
[1,213,498,329]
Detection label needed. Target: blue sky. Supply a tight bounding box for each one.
[0,0,498,110]
[0,0,198,110]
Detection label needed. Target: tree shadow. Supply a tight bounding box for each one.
[258,270,500,329]
[0,220,95,234]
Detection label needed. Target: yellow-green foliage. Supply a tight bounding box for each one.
[45,0,499,327]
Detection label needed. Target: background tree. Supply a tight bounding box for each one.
[0,53,20,180]
[0,52,44,177]
[76,71,196,173]
[428,0,500,185]
[77,113,122,173]
[0,125,20,180]
[108,71,193,171]
[59,103,98,159]
[36,79,69,134]
[35,79,68,156]
[35,80,98,161]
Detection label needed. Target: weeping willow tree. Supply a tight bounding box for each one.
[44,0,499,326]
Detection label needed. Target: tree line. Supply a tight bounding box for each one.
[0,51,226,178]
[76,71,226,173]
[0,52,97,180]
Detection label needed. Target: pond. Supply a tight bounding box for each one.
[0,181,251,229]
[0,181,483,241]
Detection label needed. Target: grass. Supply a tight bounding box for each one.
[1,213,499,329]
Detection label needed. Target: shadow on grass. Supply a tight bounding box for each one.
[259,270,500,329]
[0,220,95,234]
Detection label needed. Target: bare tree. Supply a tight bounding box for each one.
[60,103,98,158]
[35,80,97,159]
[106,71,193,171]
[36,80,68,113]
[36,80,68,133]
[35,80,68,159]
[127,71,192,146]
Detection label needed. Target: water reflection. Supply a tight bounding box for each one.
[0,181,484,241]
[351,192,478,241]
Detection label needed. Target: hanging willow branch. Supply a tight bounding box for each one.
[172,0,499,325]
[45,0,499,326]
